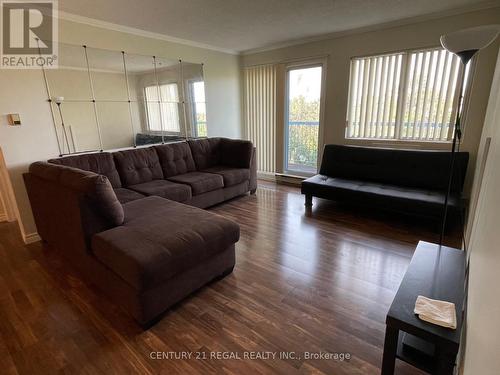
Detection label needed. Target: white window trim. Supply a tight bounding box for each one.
[283,59,327,177]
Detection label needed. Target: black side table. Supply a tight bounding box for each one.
[381,241,465,375]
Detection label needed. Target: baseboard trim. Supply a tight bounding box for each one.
[257,171,276,181]
[275,174,303,186]
[23,232,41,244]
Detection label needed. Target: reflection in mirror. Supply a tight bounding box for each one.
[182,62,207,138]
[46,43,93,101]
[51,101,101,154]
[123,53,156,146]
[132,57,185,144]
[96,102,134,150]
[86,47,128,102]
[44,42,208,155]
[46,43,101,153]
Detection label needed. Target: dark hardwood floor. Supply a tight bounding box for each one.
[0,181,460,374]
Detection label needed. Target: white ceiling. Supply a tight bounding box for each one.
[58,0,495,53]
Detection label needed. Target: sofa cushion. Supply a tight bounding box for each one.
[154,142,196,177]
[113,147,163,186]
[167,172,224,195]
[29,162,124,226]
[114,188,145,204]
[91,196,240,291]
[49,152,122,188]
[203,166,250,187]
[128,180,191,202]
[188,138,221,170]
[219,138,253,168]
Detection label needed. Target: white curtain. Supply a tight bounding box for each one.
[145,83,180,133]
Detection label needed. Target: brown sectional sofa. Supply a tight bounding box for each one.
[24,138,256,327]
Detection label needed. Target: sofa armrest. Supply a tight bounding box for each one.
[219,138,253,168]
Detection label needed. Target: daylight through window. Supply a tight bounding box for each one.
[346,48,469,142]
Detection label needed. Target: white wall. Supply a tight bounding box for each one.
[241,7,500,192]
[0,17,242,242]
[462,47,500,375]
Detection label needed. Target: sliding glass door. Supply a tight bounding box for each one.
[284,64,324,175]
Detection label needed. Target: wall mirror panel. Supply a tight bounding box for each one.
[86,47,128,102]
[50,101,101,154]
[46,43,93,101]
[136,57,185,144]
[44,42,207,155]
[183,62,207,138]
[96,102,135,150]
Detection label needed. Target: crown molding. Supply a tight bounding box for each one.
[56,11,239,56]
[241,1,500,55]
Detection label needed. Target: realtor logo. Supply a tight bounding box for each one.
[1,0,58,68]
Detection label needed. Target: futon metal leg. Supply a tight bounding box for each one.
[305,194,313,207]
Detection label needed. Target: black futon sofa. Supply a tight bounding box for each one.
[301,144,469,220]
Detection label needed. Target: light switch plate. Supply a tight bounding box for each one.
[7,114,21,126]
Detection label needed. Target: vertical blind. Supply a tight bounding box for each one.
[244,64,277,173]
[346,48,465,142]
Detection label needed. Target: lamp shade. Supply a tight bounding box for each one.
[440,25,500,63]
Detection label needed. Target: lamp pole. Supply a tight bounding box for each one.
[439,25,500,246]
[439,60,467,246]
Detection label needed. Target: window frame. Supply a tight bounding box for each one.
[345,46,473,147]
[283,59,327,177]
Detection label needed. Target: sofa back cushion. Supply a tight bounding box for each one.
[319,144,469,192]
[154,142,196,177]
[113,147,163,186]
[188,138,221,170]
[48,152,122,188]
[29,162,124,227]
[219,138,253,168]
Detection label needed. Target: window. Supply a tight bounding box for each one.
[189,81,207,137]
[346,48,469,142]
[285,64,324,175]
[144,83,180,133]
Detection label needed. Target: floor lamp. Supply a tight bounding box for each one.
[439,25,500,246]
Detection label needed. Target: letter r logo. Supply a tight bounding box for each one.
[1,1,55,55]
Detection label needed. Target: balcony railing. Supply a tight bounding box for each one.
[287,121,319,174]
